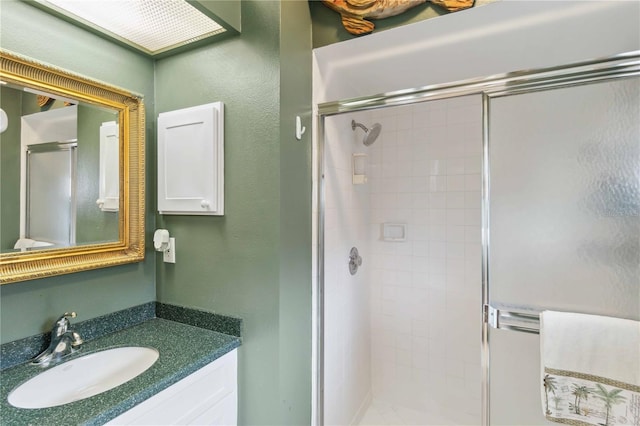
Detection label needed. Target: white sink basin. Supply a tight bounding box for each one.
[8,346,159,409]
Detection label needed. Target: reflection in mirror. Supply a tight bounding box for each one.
[1,84,120,253]
[26,141,77,249]
[0,49,145,284]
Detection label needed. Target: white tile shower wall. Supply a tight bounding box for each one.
[323,113,373,426]
[368,96,483,423]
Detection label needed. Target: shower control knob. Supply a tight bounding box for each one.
[348,247,362,275]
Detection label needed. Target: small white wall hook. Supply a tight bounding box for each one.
[295,116,306,140]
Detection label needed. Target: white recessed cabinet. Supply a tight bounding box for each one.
[157,102,224,215]
[97,121,119,212]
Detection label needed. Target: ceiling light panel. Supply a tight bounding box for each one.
[43,0,225,55]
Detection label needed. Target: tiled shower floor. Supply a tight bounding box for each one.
[357,399,474,426]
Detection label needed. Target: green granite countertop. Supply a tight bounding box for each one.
[0,318,241,425]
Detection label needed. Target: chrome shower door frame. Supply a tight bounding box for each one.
[25,141,78,247]
[313,51,640,426]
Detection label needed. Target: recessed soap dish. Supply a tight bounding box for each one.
[382,223,407,242]
[352,153,367,185]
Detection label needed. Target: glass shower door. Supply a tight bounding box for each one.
[486,76,640,424]
[26,141,77,246]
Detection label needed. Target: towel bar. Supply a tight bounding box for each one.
[485,304,540,334]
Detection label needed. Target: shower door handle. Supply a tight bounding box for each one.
[348,247,362,275]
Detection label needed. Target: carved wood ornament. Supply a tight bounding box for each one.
[321,0,475,35]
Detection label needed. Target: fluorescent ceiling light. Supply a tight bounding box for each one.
[41,0,226,55]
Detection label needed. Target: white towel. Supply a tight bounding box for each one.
[14,238,37,249]
[13,238,54,251]
[540,311,640,425]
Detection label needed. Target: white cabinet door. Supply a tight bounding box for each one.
[157,102,224,215]
[97,121,119,212]
[108,349,237,425]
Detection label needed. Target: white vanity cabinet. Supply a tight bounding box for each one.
[107,349,237,425]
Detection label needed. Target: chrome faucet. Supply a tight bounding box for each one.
[33,312,83,367]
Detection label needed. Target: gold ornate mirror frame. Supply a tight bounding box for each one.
[0,50,145,284]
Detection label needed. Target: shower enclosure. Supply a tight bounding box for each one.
[320,96,483,425]
[315,53,639,425]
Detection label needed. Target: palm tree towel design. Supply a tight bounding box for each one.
[540,311,640,426]
[543,370,638,426]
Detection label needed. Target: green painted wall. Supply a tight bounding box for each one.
[0,0,156,343]
[310,0,445,48]
[278,1,313,423]
[0,87,22,251]
[155,1,312,424]
[309,0,498,48]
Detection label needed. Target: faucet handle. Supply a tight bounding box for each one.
[54,312,76,321]
[69,331,83,347]
[52,312,77,336]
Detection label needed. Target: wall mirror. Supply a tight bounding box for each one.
[0,50,145,284]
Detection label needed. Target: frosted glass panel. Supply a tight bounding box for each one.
[487,77,640,424]
[488,77,640,318]
[489,330,546,425]
[27,145,76,246]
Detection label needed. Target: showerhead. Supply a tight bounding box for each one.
[352,120,382,146]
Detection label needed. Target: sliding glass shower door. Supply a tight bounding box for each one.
[485,76,640,424]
